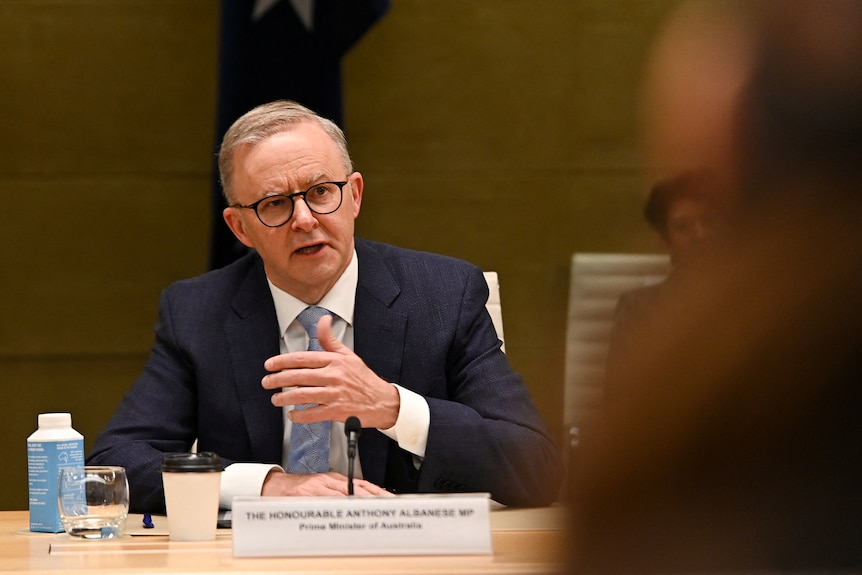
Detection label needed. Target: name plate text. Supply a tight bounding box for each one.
[232,493,492,557]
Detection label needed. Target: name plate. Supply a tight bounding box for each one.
[231,493,492,557]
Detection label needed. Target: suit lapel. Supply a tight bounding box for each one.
[224,256,284,464]
[353,240,408,486]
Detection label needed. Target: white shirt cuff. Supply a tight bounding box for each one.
[379,384,430,458]
[219,462,283,509]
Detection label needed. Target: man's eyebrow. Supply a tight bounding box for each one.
[300,173,328,187]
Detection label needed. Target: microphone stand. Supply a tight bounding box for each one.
[345,416,361,496]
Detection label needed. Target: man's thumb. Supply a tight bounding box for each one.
[316,314,346,353]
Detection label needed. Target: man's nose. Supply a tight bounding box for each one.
[290,197,318,229]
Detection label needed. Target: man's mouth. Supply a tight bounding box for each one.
[295,244,324,255]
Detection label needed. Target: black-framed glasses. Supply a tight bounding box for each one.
[231,180,348,228]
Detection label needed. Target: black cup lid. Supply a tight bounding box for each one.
[161,452,224,473]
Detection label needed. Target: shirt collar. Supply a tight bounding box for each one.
[267,249,358,337]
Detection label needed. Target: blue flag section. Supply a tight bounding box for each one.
[209,0,390,269]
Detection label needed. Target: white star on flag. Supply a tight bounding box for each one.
[252,0,315,30]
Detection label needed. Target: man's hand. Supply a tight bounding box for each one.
[262,314,400,429]
[261,469,392,497]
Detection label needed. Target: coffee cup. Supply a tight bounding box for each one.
[161,452,223,541]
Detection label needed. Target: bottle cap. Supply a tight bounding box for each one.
[38,413,72,429]
[161,452,224,473]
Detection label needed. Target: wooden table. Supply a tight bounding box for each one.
[2,507,569,574]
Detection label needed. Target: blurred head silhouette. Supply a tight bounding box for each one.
[640,1,753,191]
[643,169,724,267]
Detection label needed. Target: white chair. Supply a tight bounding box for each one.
[483,271,505,352]
[563,253,671,448]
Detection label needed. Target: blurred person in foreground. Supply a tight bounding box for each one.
[571,0,862,572]
[88,100,561,512]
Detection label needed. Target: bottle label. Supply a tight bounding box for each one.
[27,439,84,532]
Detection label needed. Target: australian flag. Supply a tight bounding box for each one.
[209,0,390,269]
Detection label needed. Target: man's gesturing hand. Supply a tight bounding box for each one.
[262,314,400,430]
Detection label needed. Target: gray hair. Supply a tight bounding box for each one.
[218,100,353,203]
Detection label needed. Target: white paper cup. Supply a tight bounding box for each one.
[161,452,223,541]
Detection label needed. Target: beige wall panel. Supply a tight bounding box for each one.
[0,1,218,175]
[2,1,220,510]
[344,0,672,174]
[0,176,210,355]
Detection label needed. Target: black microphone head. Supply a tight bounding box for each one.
[345,416,361,436]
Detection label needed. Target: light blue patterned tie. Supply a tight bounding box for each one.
[287,306,332,474]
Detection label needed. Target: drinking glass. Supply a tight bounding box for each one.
[57,466,129,539]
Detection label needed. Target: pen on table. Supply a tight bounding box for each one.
[142,513,154,529]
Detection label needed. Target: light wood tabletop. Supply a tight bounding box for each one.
[4,507,570,574]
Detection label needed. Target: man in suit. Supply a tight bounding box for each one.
[88,100,561,513]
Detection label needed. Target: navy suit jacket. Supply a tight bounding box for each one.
[88,239,561,511]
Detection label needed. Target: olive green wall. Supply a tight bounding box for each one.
[1,0,673,510]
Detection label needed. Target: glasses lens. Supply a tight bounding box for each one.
[257,195,294,227]
[305,183,343,214]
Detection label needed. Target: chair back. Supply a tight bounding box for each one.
[483,271,505,352]
[564,253,671,444]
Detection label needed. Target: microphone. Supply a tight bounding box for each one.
[345,416,361,496]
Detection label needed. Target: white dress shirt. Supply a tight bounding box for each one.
[219,249,431,508]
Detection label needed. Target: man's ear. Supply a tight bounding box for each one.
[349,171,364,218]
[223,207,255,248]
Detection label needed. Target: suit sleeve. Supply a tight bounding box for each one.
[86,288,238,513]
[417,268,562,507]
